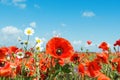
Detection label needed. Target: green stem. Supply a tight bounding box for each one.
[25,35,29,51]
[32,42,37,49]
[118,46,119,53]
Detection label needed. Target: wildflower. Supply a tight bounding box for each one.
[35,44,43,51]
[99,42,109,51]
[0,60,5,67]
[0,47,8,59]
[87,40,92,45]
[46,37,74,58]
[0,60,12,77]
[35,37,42,44]
[117,60,120,73]
[112,57,120,73]
[70,53,80,63]
[39,58,50,72]
[96,52,109,64]
[8,46,18,53]
[78,63,85,75]
[24,27,34,36]
[97,73,110,80]
[86,61,101,78]
[58,58,64,66]
[16,52,25,59]
[114,39,120,46]
[25,51,32,58]
[24,41,28,45]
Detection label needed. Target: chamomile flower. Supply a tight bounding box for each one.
[24,27,34,36]
[24,41,28,45]
[35,44,43,51]
[35,37,42,43]
[16,52,25,59]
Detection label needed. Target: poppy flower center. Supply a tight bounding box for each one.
[74,56,79,61]
[0,61,5,67]
[56,48,63,56]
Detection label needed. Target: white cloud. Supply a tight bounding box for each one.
[12,0,26,3]
[0,0,26,9]
[15,3,26,8]
[61,23,66,27]
[73,40,82,45]
[34,4,40,8]
[52,31,61,37]
[84,43,95,48]
[82,11,95,17]
[41,37,46,42]
[0,0,11,5]
[1,26,22,34]
[0,26,23,46]
[72,40,82,51]
[30,22,36,28]
[12,0,26,9]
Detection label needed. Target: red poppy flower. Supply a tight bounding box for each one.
[0,47,8,59]
[97,73,110,80]
[39,58,51,72]
[78,63,85,75]
[87,40,92,45]
[0,47,8,52]
[99,42,109,51]
[96,52,109,64]
[24,63,35,77]
[114,39,120,46]
[8,46,18,53]
[58,58,64,66]
[86,61,101,77]
[117,60,120,73]
[46,37,74,58]
[0,60,12,77]
[112,58,120,63]
[25,51,33,58]
[70,53,80,63]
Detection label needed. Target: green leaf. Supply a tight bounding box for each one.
[62,64,71,73]
[52,70,60,78]
[55,63,61,70]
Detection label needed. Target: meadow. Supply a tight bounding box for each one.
[0,27,120,80]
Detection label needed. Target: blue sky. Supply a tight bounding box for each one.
[0,0,120,51]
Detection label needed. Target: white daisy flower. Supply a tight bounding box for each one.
[24,27,34,35]
[16,52,25,59]
[35,37,42,44]
[35,43,43,52]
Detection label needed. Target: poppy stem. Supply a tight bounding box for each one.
[118,46,119,53]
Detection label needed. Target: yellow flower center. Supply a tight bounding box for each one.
[36,46,40,50]
[27,29,32,34]
[18,53,23,56]
[36,39,41,43]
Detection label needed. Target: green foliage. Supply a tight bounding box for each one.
[62,64,71,73]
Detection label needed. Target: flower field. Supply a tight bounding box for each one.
[1,28,120,80]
